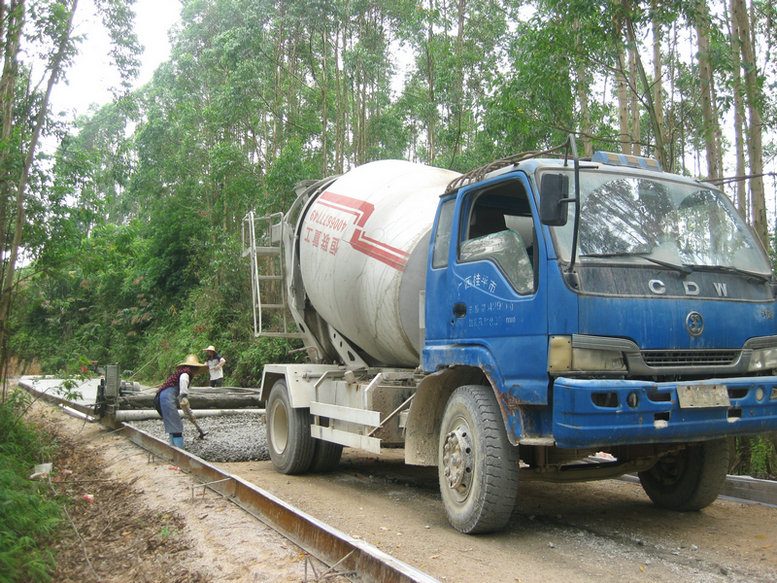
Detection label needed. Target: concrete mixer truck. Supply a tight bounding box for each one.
[242,137,777,533]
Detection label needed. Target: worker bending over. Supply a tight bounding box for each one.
[154,354,208,447]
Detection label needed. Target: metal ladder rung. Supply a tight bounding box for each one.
[258,332,307,339]
[255,246,281,256]
[243,210,300,338]
[242,246,280,258]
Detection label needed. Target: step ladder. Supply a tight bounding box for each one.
[241,211,303,338]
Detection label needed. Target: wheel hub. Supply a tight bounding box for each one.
[442,427,473,492]
[270,400,289,454]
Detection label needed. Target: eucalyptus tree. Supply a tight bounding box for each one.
[0,0,140,388]
[482,1,612,158]
[393,0,508,168]
[729,0,767,247]
[688,0,723,181]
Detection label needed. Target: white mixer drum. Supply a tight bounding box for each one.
[298,160,460,366]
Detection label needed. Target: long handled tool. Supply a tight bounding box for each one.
[181,401,208,439]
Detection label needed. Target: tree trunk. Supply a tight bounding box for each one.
[628,44,640,156]
[0,1,23,284]
[695,0,721,182]
[624,17,667,170]
[334,24,344,173]
[320,29,328,176]
[651,8,669,170]
[450,0,466,166]
[732,0,767,247]
[425,0,436,163]
[615,43,631,155]
[574,18,593,157]
[728,0,747,217]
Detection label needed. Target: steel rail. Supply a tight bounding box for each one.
[107,418,440,583]
[21,382,440,583]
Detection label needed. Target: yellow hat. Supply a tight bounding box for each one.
[176,354,207,370]
[203,345,216,352]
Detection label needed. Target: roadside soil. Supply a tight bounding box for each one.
[28,397,777,583]
[29,401,336,583]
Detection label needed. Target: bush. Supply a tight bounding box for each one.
[730,434,777,480]
[231,337,305,387]
[0,392,61,583]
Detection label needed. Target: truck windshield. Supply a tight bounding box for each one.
[545,169,772,276]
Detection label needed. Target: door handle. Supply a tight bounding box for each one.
[453,302,467,318]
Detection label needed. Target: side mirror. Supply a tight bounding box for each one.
[539,173,569,226]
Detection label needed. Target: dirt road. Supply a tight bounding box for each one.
[221,449,777,583]
[35,399,777,583]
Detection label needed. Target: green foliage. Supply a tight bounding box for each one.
[748,437,775,478]
[733,435,777,479]
[158,525,180,538]
[231,337,306,388]
[9,220,157,372]
[0,392,61,583]
[262,139,319,214]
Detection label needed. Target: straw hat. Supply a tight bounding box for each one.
[176,354,208,371]
[203,345,216,352]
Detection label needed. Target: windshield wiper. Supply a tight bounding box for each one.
[581,252,692,274]
[686,264,772,282]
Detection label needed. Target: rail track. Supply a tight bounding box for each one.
[21,379,439,583]
[21,378,777,583]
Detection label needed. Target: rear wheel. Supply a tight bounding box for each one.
[309,440,343,473]
[638,439,728,511]
[438,385,520,534]
[266,380,315,474]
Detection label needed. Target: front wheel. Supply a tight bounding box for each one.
[438,385,520,534]
[266,379,315,474]
[638,438,729,511]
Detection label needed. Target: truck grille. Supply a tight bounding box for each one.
[641,350,740,368]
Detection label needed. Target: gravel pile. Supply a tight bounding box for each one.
[128,413,270,462]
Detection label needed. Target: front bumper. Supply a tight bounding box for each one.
[552,375,777,448]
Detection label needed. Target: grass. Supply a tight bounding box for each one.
[0,390,62,583]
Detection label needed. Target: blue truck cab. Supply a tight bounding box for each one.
[420,146,777,532]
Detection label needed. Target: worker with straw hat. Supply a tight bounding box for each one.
[154,354,208,448]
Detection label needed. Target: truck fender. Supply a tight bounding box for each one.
[260,364,343,408]
[405,364,522,466]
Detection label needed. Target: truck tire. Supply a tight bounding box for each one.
[638,438,729,511]
[266,379,315,474]
[438,385,520,534]
[309,440,343,473]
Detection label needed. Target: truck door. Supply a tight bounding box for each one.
[425,175,549,405]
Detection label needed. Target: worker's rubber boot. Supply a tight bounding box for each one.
[169,433,184,448]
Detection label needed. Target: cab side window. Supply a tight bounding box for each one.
[432,198,456,268]
[459,181,537,294]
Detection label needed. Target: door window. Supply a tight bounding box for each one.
[459,180,537,294]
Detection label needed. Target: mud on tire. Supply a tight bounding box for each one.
[438,385,520,534]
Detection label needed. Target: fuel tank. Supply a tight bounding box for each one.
[298,160,460,366]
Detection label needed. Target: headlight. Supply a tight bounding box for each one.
[548,335,627,374]
[749,346,777,371]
